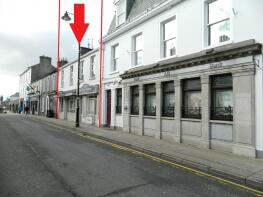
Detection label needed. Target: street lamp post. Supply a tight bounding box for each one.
[61,11,81,128]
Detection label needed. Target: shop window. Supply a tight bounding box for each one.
[116,88,122,114]
[182,78,201,119]
[144,84,156,116]
[131,86,139,115]
[162,81,175,117]
[211,74,233,121]
[68,99,75,113]
[206,0,231,46]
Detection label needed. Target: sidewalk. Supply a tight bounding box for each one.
[27,115,263,191]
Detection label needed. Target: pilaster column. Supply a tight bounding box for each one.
[123,85,131,133]
[174,79,182,143]
[155,82,162,139]
[111,89,116,129]
[201,75,211,149]
[139,84,144,136]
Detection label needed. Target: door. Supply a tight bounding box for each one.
[107,90,111,127]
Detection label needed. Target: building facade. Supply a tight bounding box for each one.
[101,0,263,158]
[59,48,100,125]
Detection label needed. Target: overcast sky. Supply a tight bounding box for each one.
[0,0,115,99]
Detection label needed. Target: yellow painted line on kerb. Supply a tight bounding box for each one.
[77,133,263,197]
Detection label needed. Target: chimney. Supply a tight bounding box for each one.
[59,58,68,67]
[39,56,52,65]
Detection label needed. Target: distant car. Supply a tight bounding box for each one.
[1,107,7,113]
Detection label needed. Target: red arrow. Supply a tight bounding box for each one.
[70,4,89,44]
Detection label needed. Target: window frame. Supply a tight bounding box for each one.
[182,78,202,119]
[116,88,122,114]
[90,55,96,79]
[61,70,64,88]
[132,33,143,66]
[205,0,232,47]
[210,74,233,121]
[111,44,119,72]
[161,16,177,58]
[131,86,139,115]
[80,61,84,81]
[144,84,156,116]
[116,0,126,26]
[162,81,175,117]
[70,66,74,86]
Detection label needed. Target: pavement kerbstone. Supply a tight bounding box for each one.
[26,115,263,191]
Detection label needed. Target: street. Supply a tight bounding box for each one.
[0,114,257,197]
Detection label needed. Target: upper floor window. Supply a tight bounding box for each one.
[133,33,143,66]
[211,74,233,121]
[112,44,119,72]
[162,17,176,58]
[182,78,201,119]
[116,0,126,26]
[70,66,74,86]
[206,0,231,46]
[90,55,95,79]
[144,84,156,116]
[116,88,122,114]
[80,61,84,81]
[162,81,175,117]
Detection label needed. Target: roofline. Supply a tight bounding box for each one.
[60,48,99,70]
[103,0,185,43]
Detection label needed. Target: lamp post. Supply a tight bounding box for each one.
[61,11,81,127]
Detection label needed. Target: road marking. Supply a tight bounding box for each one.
[28,118,263,196]
[76,132,263,196]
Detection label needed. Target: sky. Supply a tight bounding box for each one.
[0,0,115,99]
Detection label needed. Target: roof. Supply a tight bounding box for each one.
[107,0,167,35]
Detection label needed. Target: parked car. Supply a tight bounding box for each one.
[0,107,7,113]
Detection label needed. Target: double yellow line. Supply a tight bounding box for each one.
[77,132,263,197]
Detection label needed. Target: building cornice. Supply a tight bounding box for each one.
[120,40,262,79]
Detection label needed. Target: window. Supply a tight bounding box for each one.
[133,34,143,66]
[144,84,156,116]
[207,0,231,46]
[80,61,84,80]
[68,99,75,113]
[90,55,95,79]
[182,78,201,119]
[60,99,63,112]
[116,0,126,26]
[162,18,176,58]
[112,44,119,71]
[211,74,233,120]
[131,86,139,115]
[162,81,175,117]
[70,66,74,86]
[116,88,122,114]
[61,70,64,88]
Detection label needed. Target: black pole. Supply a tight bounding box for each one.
[75,43,80,127]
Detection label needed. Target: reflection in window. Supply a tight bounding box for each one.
[131,86,139,115]
[163,18,176,58]
[144,84,156,116]
[182,78,201,119]
[207,0,231,46]
[211,74,233,120]
[162,81,175,117]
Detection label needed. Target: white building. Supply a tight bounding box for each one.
[59,48,100,125]
[101,0,263,158]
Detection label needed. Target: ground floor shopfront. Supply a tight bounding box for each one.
[59,84,99,126]
[119,40,263,158]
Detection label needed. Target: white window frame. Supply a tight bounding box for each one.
[111,44,119,72]
[203,0,233,48]
[61,70,64,88]
[70,66,74,86]
[132,33,143,66]
[161,16,177,59]
[80,61,84,81]
[116,0,126,26]
[90,55,96,79]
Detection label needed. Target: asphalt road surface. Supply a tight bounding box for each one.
[0,114,258,197]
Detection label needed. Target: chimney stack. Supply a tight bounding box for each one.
[39,56,52,65]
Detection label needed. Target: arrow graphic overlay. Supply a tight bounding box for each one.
[70,4,89,43]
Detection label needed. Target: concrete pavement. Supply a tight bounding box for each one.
[24,114,263,192]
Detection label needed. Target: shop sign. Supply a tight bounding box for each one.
[80,84,99,95]
[210,62,223,69]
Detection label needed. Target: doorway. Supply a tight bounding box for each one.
[107,90,111,127]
